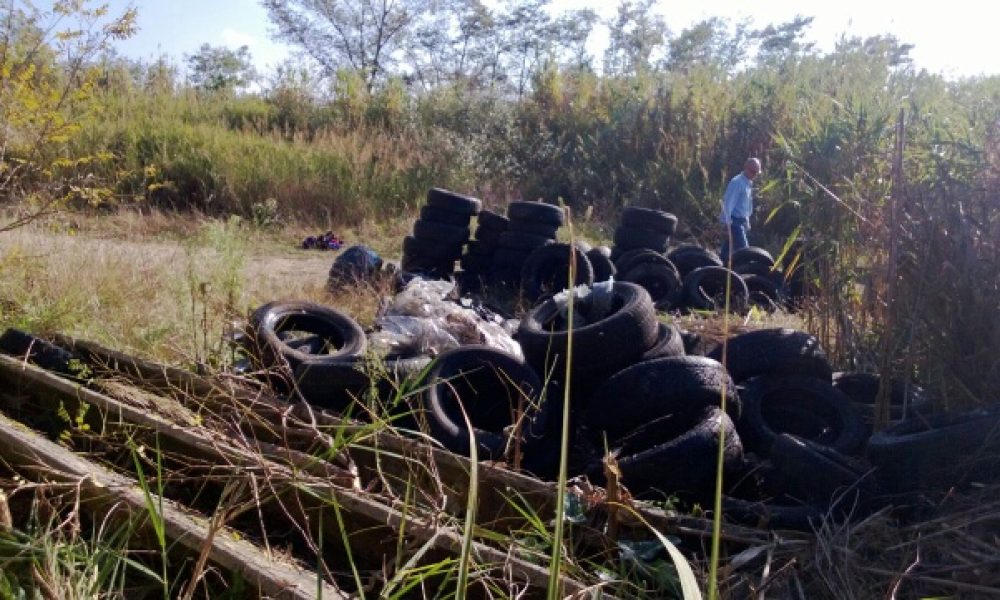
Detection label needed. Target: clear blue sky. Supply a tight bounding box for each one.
[104,0,999,79]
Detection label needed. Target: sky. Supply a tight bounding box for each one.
[101,0,999,80]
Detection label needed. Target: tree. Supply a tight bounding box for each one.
[0,0,137,230]
[667,17,751,74]
[185,43,257,91]
[752,15,815,65]
[603,0,668,76]
[261,0,430,91]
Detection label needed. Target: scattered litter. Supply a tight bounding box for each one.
[302,230,344,250]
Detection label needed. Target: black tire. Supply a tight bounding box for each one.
[460,253,493,273]
[721,496,825,532]
[402,235,463,261]
[412,219,470,245]
[519,242,594,301]
[667,246,723,278]
[613,226,669,253]
[292,359,372,413]
[583,356,739,443]
[866,405,1000,494]
[492,246,534,269]
[498,230,553,251]
[620,207,677,235]
[473,225,503,246]
[769,433,878,508]
[476,209,509,231]
[419,205,473,227]
[743,274,782,312]
[517,281,659,384]
[681,266,749,312]
[832,372,933,422]
[730,246,774,269]
[417,346,546,459]
[621,262,683,310]
[250,301,367,372]
[507,200,566,226]
[507,218,560,239]
[586,247,617,282]
[0,328,80,379]
[738,374,866,456]
[707,328,832,384]
[598,407,743,501]
[427,188,482,215]
[613,248,673,276]
[638,322,686,361]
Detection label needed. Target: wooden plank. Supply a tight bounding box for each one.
[0,409,342,600]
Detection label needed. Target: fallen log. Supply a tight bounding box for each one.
[0,409,342,600]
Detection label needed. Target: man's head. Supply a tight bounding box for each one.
[743,157,762,180]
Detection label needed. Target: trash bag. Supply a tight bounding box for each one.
[368,277,522,359]
[328,245,383,284]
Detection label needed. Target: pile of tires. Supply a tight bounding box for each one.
[458,209,509,292]
[490,200,565,287]
[610,207,677,262]
[401,188,481,278]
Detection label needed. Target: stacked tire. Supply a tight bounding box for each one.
[458,209,509,292]
[611,207,677,261]
[491,201,565,287]
[728,247,785,311]
[402,188,481,278]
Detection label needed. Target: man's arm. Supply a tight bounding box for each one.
[720,178,740,224]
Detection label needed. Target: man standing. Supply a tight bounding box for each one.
[719,157,762,263]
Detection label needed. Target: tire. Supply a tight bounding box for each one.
[730,246,774,269]
[517,281,659,384]
[620,207,677,235]
[473,225,503,246]
[492,247,533,269]
[498,230,553,251]
[613,226,669,253]
[769,433,878,508]
[583,355,739,443]
[417,346,546,459]
[681,266,749,312]
[507,200,566,226]
[520,242,594,301]
[508,218,560,239]
[667,246,723,278]
[832,372,932,422]
[738,374,866,456]
[412,219,470,245]
[250,301,367,372]
[420,205,473,227]
[707,328,832,384]
[596,407,743,501]
[476,209,509,231]
[460,253,493,273]
[866,405,1000,494]
[0,328,80,379]
[402,235,463,261]
[743,274,782,312]
[586,247,617,282]
[721,496,825,531]
[638,322,686,361]
[621,262,683,310]
[427,188,482,215]
[613,248,673,276]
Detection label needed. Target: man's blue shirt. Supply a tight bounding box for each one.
[719,172,753,226]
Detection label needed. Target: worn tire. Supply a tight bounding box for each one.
[738,374,866,456]
[520,242,594,301]
[476,209,509,231]
[507,201,566,226]
[417,346,546,459]
[587,246,617,282]
[584,356,739,443]
[866,405,1000,494]
[620,207,677,235]
[707,328,832,384]
[517,281,659,384]
[621,262,683,310]
[681,266,749,312]
[250,301,367,372]
[638,322,686,361]
[420,204,473,227]
[667,246,723,278]
[427,188,481,215]
[613,226,670,253]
